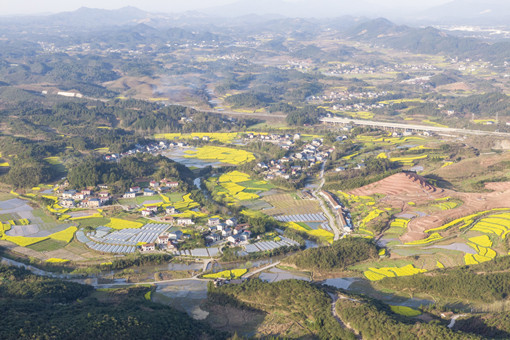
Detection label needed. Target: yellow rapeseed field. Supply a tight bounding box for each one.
[106,218,143,230]
[49,226,77,243]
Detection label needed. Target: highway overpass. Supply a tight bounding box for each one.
[320,117,510,137]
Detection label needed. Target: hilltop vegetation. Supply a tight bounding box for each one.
[285,237,379,272]
[336,294,481,340]
[0,265,223,339]
[376,256,510,303]
[67,153,193,192]
[208,279,356,339]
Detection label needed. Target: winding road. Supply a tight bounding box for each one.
[328,292,362,339]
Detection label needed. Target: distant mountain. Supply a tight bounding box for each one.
[48,6,159,27]
[345,18,510,62]
[0,6,154,28]
[417,0,510,25]
[202,0,387,18]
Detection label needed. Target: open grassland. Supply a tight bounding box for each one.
[389,305,421,317]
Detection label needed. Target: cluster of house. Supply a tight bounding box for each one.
[103,141,189,162]
[245,132,302,150]
[139,217,252,253]
[141,204,194,227]
[123,178,180,201]
[205,217,251,245]
[140,229,188,252]
[256,139,332,180]
[308,90,389,103]
[59,187,110,208]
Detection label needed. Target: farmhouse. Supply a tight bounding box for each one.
[206,233,221,243]
[156,234,170,244]
[62,190,76,199]
[60,199,75,208]
[226,217,237,227]
[167,181,179,188]
[87,198,101,208]
[123,192,136,199]
[208,217,220,226]
[141,243,156,252]
[221,227,233,237]
[177,218,194,226]
[143,189,156,196]
[168,230,183,240]
[98,192,109,198]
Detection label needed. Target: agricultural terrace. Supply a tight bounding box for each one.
[106,218,143,230]
[364,264,427,281]
[263,192,322,216]
[208,171,274,203]
[338,191,392,235]
[1,226,77,247]
[184,146,255,165]
[286,221,334,244]
[203,269,247,279]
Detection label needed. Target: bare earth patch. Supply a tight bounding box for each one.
[347,172,510,242]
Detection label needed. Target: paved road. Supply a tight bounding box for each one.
[314,162,341,241]
[314,192,341,241]
[321,117,510,137]
[244,261,281,278]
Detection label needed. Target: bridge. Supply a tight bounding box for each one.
[320,117,510,137]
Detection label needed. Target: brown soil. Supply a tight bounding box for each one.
[437,82,472,92]
[348,173,510,242]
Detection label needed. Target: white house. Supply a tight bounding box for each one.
[177,218,194,226]
[141,243,155,252]
[123,192,136,199]
[156,234,170,244]
[168,230,183,240]
[226,217,237,227]
[206,233,221,243]
[208,218,220,226]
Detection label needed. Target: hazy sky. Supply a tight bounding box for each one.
[1,0,454,16]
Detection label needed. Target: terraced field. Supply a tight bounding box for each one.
[263,193,322,215]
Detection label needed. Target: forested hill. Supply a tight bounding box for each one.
[0,264,224,339]
[345,18,510,62]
